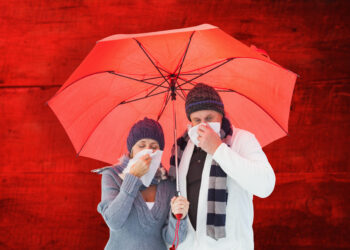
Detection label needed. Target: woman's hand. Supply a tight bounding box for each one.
[170,196,189,220]
[129,154,151,178]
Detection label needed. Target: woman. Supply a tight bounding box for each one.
[97,117,189,250]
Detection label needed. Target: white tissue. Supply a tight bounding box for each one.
[188,122,221,146]
[123,149,163,187]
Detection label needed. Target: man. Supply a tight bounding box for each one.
[170,83,275,250]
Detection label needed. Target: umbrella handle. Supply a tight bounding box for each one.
[175,214,182,220]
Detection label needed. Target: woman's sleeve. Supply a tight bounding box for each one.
[97,172,143,230]
[212,130,276,198]
[162,212,188,246]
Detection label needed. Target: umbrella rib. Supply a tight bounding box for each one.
[180,58,233,74]
[176,75,196,89]
[178,58,235,88]
[76,89,169,156]
[175,80,187,100]
[157,92,171,121]
[49,71,167,104]
[134,38,171,86]
[178,73,201,76]
[215,88,289,135]
[174,31,195,78]
[171,31,195,101]
[49,71,113,100]
[145,79,168,97]
[178,80,196,88]
[134,39,171,75]
[108,71,168,88]
[176,90,186,101]
[120,90,169,105]
[143,75,167,81]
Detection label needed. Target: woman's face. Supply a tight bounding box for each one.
[130,138,160,158]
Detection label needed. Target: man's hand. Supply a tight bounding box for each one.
[197,123,222,155]
[129,154,151,178]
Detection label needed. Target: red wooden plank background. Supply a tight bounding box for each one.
[1,0,349,249]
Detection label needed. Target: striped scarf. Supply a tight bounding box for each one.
[169,117,233,240]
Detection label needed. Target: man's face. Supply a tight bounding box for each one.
[189,110,223,126]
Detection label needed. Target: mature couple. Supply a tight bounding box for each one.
[97,83,276,250]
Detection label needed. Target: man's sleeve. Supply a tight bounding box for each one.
[212,130,275,198]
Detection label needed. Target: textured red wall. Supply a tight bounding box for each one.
[1,0,349,249]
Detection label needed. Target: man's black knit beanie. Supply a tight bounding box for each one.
[185,83,225,120]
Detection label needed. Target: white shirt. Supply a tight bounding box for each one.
[146,202,154,210]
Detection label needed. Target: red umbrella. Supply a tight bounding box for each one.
[48,24,297,177]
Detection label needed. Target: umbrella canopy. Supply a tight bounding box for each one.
[48,24,297,167]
